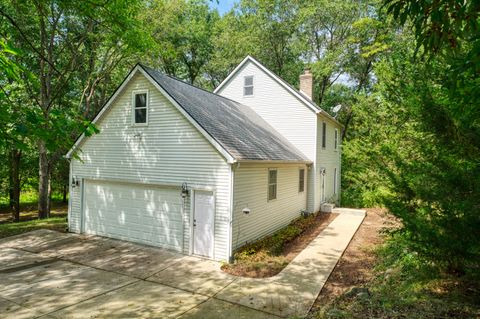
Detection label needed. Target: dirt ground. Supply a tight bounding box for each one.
[309,208,394,315]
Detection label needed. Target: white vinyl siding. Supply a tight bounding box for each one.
[217,60,317,212]
[316,115,342,207]
[69,73,231,260]
[232,163,307,250]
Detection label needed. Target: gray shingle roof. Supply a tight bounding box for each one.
[141,65,310,162]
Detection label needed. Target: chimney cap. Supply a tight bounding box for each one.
[302,68,312,75]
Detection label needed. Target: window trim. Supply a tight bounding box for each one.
[132,89,149,126]
[299,168,305,193]
[322,122,327,149]
[243,75,254,97]
[267,168,277,201]
[334,128,338,150]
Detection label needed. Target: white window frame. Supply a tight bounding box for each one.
[132,89,149,126]
[268,168,277,201]
[299,168,305,193]
[333,168,338,195]
[334,128,338,150]
[243,75,254,97]
[322,122,327,149]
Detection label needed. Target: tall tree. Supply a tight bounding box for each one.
[143,0,219,84]
[238,0,303,84]
[1,0,144,218]
[299,0,363,104]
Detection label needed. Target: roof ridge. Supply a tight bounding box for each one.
[139,64,247,107]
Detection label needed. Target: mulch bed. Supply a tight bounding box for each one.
[222,212,338,278]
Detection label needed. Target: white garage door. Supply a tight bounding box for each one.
[83,180,183,251]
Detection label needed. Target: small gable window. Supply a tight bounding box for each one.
[299,168,305,192]
[244,75,254,96]
[268,168,277,201]
[133,90,148,124]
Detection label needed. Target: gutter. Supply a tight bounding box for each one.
[236,159,313,165]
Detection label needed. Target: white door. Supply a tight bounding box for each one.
[321,168,326,203]
[193,191,214,258]
[83,180,183,251]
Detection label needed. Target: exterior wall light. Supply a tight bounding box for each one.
[181,182,189,198]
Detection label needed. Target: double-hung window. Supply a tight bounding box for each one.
[133,90,148,124]
[333,168,338,194]
[334,128,338,150]
[322,122,327,148]
[244,75,254,96]
[268,169,277,201]
[299,168,305,192]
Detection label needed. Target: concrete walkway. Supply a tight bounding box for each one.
[215,208,366,318]
[0,208,365,319]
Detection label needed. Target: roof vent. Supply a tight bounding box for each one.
[299,68,313,100]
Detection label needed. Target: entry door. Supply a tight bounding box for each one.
[193,191,214,258]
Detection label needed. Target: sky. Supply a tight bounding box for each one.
[209,0,237,15]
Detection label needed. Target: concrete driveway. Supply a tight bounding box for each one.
[0,230,273,319]
[0,208,365,319]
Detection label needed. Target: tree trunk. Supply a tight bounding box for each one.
[38,140,51,219]
[62,184,67,203]
[9,149,21,222]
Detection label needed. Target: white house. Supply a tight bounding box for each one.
[66,56,342,261]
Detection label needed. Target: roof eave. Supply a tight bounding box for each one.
[236,159,313,165]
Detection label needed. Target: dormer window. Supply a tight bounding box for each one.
[243,75,254,96]
[133,90,148,124]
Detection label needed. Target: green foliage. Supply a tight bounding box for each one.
[318,235,480,318]
[341,10,480,272]
[143,0,220,84]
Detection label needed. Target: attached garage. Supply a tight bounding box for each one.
[83,180,184,252]
[67,64,311,261]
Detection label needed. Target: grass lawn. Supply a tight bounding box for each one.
[0,191,68,238]
[222,212,338,277]
[0,217,67,239]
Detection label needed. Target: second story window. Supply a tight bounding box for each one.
[244,75,254,96]
[334,128,338,150]
[322,122,327,148]
[133,90,148,124]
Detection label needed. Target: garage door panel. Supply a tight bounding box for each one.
[84,181,183,251]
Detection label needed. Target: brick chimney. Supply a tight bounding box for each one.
[299,68,313,100]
